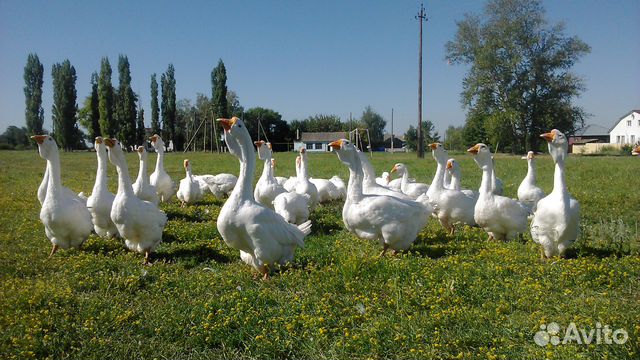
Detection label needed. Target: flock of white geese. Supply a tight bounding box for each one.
[32,118,637,277]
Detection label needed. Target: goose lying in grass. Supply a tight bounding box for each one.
[359,153,412,200]
[87,137,119,238]
[132,146,159,205]
[531,129,580,258]
[216,117,311,278]
[149,134,175,202]
[329,176,347,200]
[105,138,167,264]
[468,143,529,241]
[32,135,92,256]
[517,151,545,213]
[390,163,429,199]
[331,139,432,255]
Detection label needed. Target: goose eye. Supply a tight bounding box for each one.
[237,124,242,128]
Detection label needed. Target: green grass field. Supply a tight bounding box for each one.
[1,149,638,359]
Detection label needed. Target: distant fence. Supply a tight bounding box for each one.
[572,143,623,154]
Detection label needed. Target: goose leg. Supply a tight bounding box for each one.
[449,227,455,236]
[49,244,59,258]
[143,251,151,265]
[260,264,270,280]
[379,243,389,257]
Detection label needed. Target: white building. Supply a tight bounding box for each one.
[293,132,348,152]
[609,110,640,145]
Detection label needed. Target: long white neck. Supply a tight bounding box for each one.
[401,168,410,190]
[114,155,135,197]
[346,156,364,202]
[428,158,445,199]
[136,156,149,185]
[230,139,256,202]
[259,152,272,182]
[552,160,567,197]
[45,152,63,201]
[524,158,536,185]
[450,170,461,190]
[155,148,165,173]
[38,163,50,202]
[443,170,452,189]
[360,156,377,186]
[93,149,109,193]
[479,162,493,196]
[298,154,309,181]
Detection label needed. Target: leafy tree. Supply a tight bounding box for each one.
[226,90,243,117]
[116,55,137,149]
[360,106,386,148]
[136,107,145,145]
[211,59,228,119]
[243,107,290,151]
[404,120,440,152]
[51,60,81,151]
[161,64,177,145]
[24,53,45,138]
[0,126,30,149]
[78,72,101,140]
[150,73,161,135]
[444,125,466,151]
[445,0,590,152]
[290,114,345,135]
[98,57,116,137]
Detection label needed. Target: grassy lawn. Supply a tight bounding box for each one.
[0,149,638,359]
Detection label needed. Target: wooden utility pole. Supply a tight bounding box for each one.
[416,3,427,158]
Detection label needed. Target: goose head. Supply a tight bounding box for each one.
[218,117,252,161]
[446,158,460,177]
[329,139,360,168]
[104,138,125,166]
[183,159,192,175]
[299,147,308,162]
[149,134,165,152]
[541,129,568,164]
[136,145,148,161]
[390,163,407,176]
[467,143,492,169]
[31,135,58,161]
[521,151,535,160]
[633,145,640,156]
[254,140,269,160]
[429,142,448,164]
[94,137,108,159]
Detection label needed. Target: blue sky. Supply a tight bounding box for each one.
[0,0,638,137]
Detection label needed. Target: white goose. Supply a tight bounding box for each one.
[37,163,87,206]
[149,134,175,202]
[446,158,479,199]
[200,173,238,199]
[517,151,545,213]
[390,163,430,199]
[295,148,319,209]
[330,139,432,255]
[254,141,286,209]
[282,156,300,192]
[31,135,92,256]
[216,117,311,278]
[359,153,413,200]
[86,137,119,238]
[273,191,311,225]
[531,129,580,258]
[329,175,347,200]
[425,143,477,233]
[177,159,204,206]
[132,146,159,205]
[375,171,390,187]
[105,138,167,264]
[468,143,529,241]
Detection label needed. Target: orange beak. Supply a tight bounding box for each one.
[104,138,116,148]
[254,140,264,148]
[217,117,237,131]
[137,146,144,153]
[446,160,453,169]
[390,164,398,173]
[429,143,438,150]
[31,135,47,144]
[467,144,480,154]
[540,131,555,142]
[300,148,306,154]
[267,143,272,150]
[183,159,189,168]
[149,134,159,143]
[95,136,103,144]
[329,139,342,150]
[527,152,534,160]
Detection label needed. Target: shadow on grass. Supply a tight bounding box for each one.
[156,243,232,267]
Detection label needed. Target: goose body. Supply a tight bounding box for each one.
[295,148,319,209]
[132,146,159,205]
[446,158,479,199]
[216,117,311,277]
[517,151,545,213]
[86,137,119,238]
[149,134,175,202]
[468,143,529,241]
[273,191,310,225]
[32,135,92,255]
[106,138,167,263]
[37,165,87,206]
[329,175,347,200]
[531,130,580,258]
[198,173,238,199]
[177,159,204,205]
[360,154,413,200]
[375,171,390,186]
[391,163,429,199]
[331,139,431,254]
[254,141,287,209]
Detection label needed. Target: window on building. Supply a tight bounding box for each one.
[315,143,323,150]
[627,120,632,126]
[306,143,313,150]
[632,135,636,144]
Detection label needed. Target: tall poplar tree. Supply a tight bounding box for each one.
[51,60,79,151]
[78,72,101,140]
[116,55,137,148]
[136,107,145,145]
[211,59,228,120]
[161,64,176,145]
[98,57,116,137]
[150,73,161,135]
[24,53,45,137]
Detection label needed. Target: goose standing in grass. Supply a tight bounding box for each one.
[177,159,204,206]
[359,153,413,200]
[468,143,529,241]
[254,141,286,209]
[31,135,92,256]
[295,148,319,209]
[201,173,238,199]
[331,139,432,255]
[105,138,167,264]
[149,134,175,202]
[86,137,119,238]
[216,117,311,278]
[37,161,87,206]
[446,159,478,199]
[425,143,477,233]
[132,146,159,205]
[282,156,301,192]
[517,151,545,213]
[390,163,430,199]
[531,130,580,258]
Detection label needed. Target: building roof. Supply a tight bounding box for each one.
[608,110,640,133]
[299,132,348,142]
[575,124,610,137]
